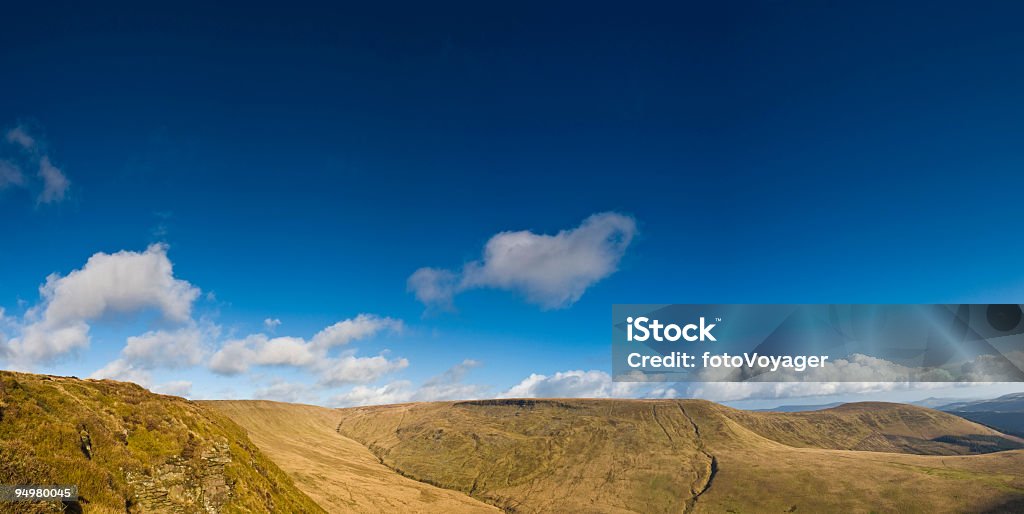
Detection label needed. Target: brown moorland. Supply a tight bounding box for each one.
[204,400,497,513]
[5,370,1023,514]
[331,399,1024,513]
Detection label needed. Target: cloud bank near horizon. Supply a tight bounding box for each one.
[2,227,1021,409]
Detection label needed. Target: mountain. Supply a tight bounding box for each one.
[723,401,1024,454]
[938,393,1024,439]
[203,400,497,513]
[0,371,322,514]
[755,401,844,412]
[939,393,1024,413]
[324,399,1024,513]
[912,397,983,409]
[210,398,1024,513]
[7,373,1024,514]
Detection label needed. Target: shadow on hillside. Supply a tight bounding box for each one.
[982,497,1024,513]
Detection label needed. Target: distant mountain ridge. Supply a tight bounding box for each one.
[933,393,1024,439]
[754,401,844,412]
[939,392,1024,413]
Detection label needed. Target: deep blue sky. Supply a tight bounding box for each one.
[2,2,1023,405]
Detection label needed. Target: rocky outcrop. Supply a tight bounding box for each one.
[128,441,232,513]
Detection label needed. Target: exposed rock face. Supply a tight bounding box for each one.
[129,441,233,513]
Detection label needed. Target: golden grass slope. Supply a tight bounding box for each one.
[204,400,498,513]
[0,371,323,514]
[719,401,1024,454]
[334,399,1024,514]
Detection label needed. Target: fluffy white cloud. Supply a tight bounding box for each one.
[12,321,91,363]
[7,244,200,363]
[3,124,71,204]
[253,380,317,404]
[692,353,957,383]
[208,314,402,377]
[330,381,414,407]
[330,359,488,407]
[122,327,207,369]
[310,314,403,351]
[684,381,950,403]
[37,244,200,326]
[412,359,487,401]
[209,335,317,374]
[409,212,636,310]
[37,156,70,204]
[89,325,206,390]
[959,351,1024,382]
[0,160,24,189]
[90,359,153,386]
[406,268,458,310]
[6,126,36,149]
[500,369,647,399]
[319,353,409,386]
[263,318,282,331]
[153,380,192,397]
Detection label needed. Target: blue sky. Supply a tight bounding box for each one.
[2,2,1023,407]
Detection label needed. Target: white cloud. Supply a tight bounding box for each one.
[330,359,488,407]
[208,314,406,386]
[122,326,207,369]
[412,359,487,401]
[12,321,91,364]
[2,124,71,204]
[960,351,1024,382]
[319,353,409,386]
[691,353,956,383]
[37,156,70,204]
[6,126,36,149]
[310,314,403,351]
[88,325,206,390]
[153,380,192,397]
[331,381,414,407]
[253,379,317,404]
[500,369,646,399]
[407,268,458,310]
[90,359,153,386]
[6,244,200,364]
[263,318,282,331]
[684,381,952,403]
[209,335,317,374]
[409,212,636,310]
[423,358,480,387]
[497,367,964,404]
[0,160,24,189]
[36,244,199,326]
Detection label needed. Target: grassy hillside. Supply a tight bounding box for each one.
[203,400,497,513]
[719,401,1024,454]
[0,371,323,514]
[333,399,1024,514]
